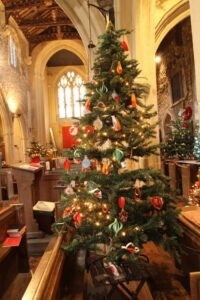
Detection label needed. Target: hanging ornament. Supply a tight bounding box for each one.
[131,93,137,108]
[102,158,109,175]
[121,242,140,254]
[85,97,91,110]
[134,187,142,202]
[182,106,193,121]
[116,61,123,74]
[135,179,145,189]
[111,115,121,131]
[73,212,81,227]
[119,208,128,222]
[85,125,94,134]
[121,40,129,51]
[73,148,84,164]
[113,148,124,161]
[118,196,125,209]
[178,108,185,117]
[93,117,103,130]
[97,139,112,151]
[109,218,123,236]
[64,185,74,196]
[82,155,91,172]
[107,262,120,277]
[96,82,108,96]
[151,196,164,210]
[63,207,72,217]
[112,90,120,102]
[64,159,71,172]
[69,125,78,136]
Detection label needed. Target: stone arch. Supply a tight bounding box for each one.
[56,0,105,50]
[162,112,174,141]
[155,1,190,51]
[31,40,88,143]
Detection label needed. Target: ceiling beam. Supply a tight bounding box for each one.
[29,32,80,43]
[5,2,58,12]
[19,18,72,28]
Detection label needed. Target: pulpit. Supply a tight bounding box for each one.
[11,164,44,238]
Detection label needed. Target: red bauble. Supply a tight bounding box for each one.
[85,126,94,134]
[151,196,164,210]
[121,41,129,51]
[118,196,125,209]
[64,159,71,171]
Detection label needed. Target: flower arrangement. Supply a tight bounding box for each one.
[26,140,47,158]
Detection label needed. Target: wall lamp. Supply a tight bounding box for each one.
[12,113,21,122]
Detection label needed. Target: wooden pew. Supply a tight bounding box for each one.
[22,232,86,300]
[0,204,30,299]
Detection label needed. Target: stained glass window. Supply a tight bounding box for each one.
[58,71,85,119]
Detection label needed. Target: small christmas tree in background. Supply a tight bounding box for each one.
[54,22,182,264]
[193,126,200,161]
[161,108,194,160]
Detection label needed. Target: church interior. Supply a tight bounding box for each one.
[0,0,200,299]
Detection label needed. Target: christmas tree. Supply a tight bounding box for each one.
[193,127,200,161]
[54,23,182,264]
[161,110,194,160]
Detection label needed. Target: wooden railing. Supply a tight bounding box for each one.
[22,231,86,300]
[22,234,65,300]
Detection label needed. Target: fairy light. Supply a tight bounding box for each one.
[121,231,126,236]
[82,126,86,130]
[106,215,111,220]
[102,132,108,136]
[83,134,87,138]
[95,221,100,226]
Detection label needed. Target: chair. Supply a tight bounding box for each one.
[86,252,153,300]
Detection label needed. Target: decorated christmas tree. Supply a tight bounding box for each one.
[54,23,182,264]
[193,127,200,161]
[161,109,194,160]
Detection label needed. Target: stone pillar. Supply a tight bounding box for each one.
[115,0,159,168]
[189,0,200,124]
[33,73,47,143]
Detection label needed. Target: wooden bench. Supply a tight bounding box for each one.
[0,204,30,299]
[22,233,86,300]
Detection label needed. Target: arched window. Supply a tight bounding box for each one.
[58,71,85,119]
[9,36,17,68]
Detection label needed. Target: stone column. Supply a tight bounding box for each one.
[189,0,200,124]
[115,0,159,168]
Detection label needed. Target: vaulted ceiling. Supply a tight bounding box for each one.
[1,0,81,51]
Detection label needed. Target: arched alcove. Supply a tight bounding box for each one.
[155,1,190,51]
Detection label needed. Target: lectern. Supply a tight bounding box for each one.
[11,164,44,238]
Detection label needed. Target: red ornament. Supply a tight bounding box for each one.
[118,196,125,209]
[121,41,129,51]
[151,196,164,210]
[64,159,71,172]
[73,212,81,227]
[182,123,188,129]
[85,97,91,110]
[119,208,128,222]
[85,126,94,134]
[131,93,137,108]
[182,106,192,120]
